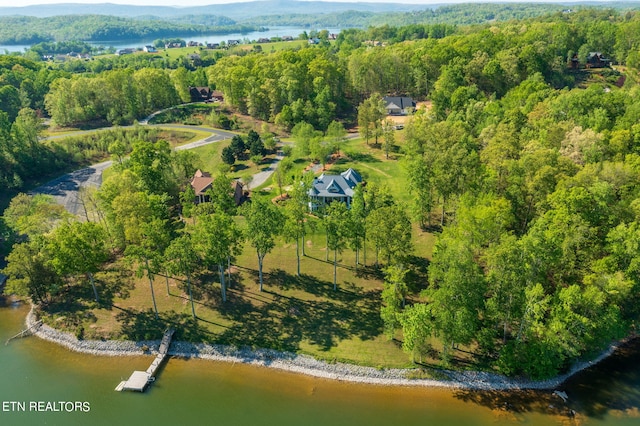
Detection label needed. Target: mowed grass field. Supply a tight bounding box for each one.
[188,137,282,185]
[143,39,308,62]
[74,218,435,369]
[255,131,411,205]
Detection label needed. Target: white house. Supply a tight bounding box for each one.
[383,96,416,115]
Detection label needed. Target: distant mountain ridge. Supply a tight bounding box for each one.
[0,1,431,20]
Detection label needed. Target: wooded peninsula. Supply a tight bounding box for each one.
[2,5,640,382]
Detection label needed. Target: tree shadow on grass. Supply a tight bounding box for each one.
[42,277,102,331]
[340,152,380,164]
[268,269,363,303]
[95,265,135,306]
[213,268,383,352]
[41,296,97,335]
[115,306,215,342]
[354,264,384,280]
[232,164,248,173]
[170,272,214,306]
[404,255,430,294]
[41,263,133,318]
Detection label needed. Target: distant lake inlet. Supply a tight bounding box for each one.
[0,27,344,53]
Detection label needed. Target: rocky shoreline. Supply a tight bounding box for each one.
[25,306,619,391]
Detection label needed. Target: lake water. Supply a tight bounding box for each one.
[1,297,640,426]
[0,27,342,53]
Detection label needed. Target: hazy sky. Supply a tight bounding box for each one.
[0,0,517,8]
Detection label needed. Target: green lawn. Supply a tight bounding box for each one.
[155,39,308,61]
[255,134,412,205]
[64,217,434,369]
[147,103,217,125]
[189,141,283,186]
[229,39,307,54]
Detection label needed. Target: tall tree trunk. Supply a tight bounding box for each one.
[326,234,329,261]
[504,294,513,344]
[258,253,264,292]
[333,249,337,291]
[187,272,196,319]
[427,187,433,227]
[301,229,306,256]
[146,259,158,319]
[88,272,99,303]
[363,232,367,266]
[227,256,232,288]
[522,196,535,234]
[296,236,300,276]
[218,264,226,303]
[79,194,90,222]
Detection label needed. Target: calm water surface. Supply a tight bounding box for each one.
[1,298,639,426]
[0,27,342,53]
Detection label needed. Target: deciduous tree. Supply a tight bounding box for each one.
[242,198,283,291]
[48,221,109,303]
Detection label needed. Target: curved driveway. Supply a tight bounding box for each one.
[32,125,237,217]
[33,123,357,216]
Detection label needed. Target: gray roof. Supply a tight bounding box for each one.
[309,168,362,198]
[383,96,415,110]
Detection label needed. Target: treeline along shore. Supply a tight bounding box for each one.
[24,304,624,390]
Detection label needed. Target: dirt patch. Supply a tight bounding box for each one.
[385,101,432,125]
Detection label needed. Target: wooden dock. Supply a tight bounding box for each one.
[5,320,42,345]
[115,328,175,392]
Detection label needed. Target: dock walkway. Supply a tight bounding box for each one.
[5,320,43,345]
[115,328,175,392]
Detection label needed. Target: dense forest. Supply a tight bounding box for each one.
[0,15,260,45]
[247,3,569,28]
[5,7,640,378]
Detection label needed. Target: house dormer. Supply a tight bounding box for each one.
[307,168,363,212]
[341,168,362,187]
[326,179,341,193]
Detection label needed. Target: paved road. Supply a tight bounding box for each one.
[31,159,113,217]
[33,123,359,215]
[248,150,285,190]
[32,125,235,216]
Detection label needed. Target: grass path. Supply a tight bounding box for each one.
[354,161,393,178]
